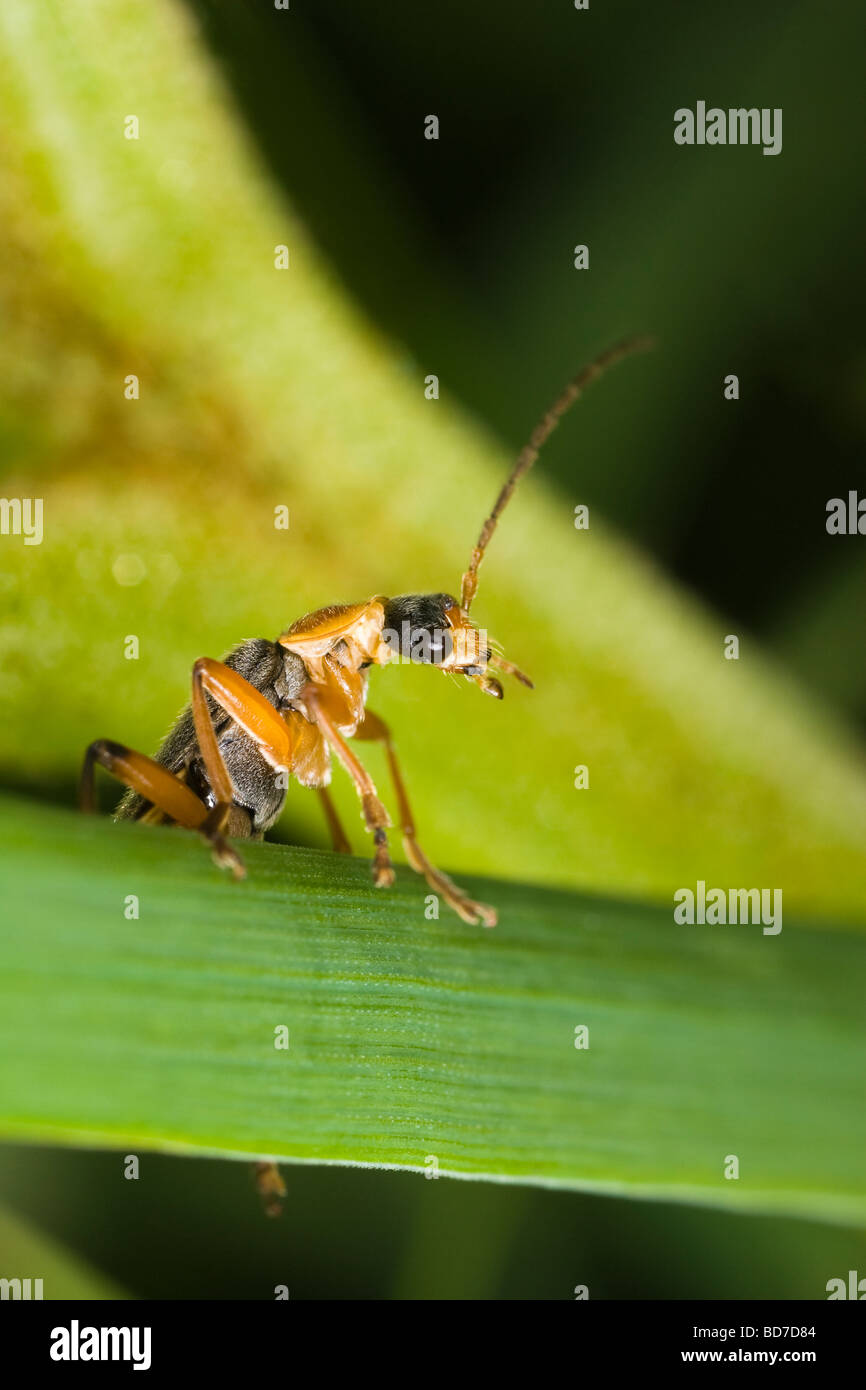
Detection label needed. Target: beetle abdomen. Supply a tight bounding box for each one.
[115,638,308,828]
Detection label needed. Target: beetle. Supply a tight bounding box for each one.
[81,334,650,918]
[79,336,649,1211]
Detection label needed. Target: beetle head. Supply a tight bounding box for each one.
[380,593,530,697]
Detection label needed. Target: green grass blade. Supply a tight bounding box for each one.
[0,794,863,1226]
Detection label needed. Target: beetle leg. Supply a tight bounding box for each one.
[301,685,394,887]
[317,787,352,855]
[355,710,497,928]
[253,1161,287,1219]
[191,657,298,876]
[79,738,243,876]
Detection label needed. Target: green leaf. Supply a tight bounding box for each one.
[1,794,863,1226]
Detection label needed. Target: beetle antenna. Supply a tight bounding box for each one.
[460,334,654,611]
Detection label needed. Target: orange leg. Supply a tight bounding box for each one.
[78,737,242,873]
[317,787,351,854]
[355,710,497,928]
[190,657,297,875]
[301,685,394,888]
[253,1161,287,1219]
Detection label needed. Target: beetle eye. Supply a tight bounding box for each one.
[382,624,453,664]
[413,627,452,665]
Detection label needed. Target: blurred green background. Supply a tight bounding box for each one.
[0,0,864,1298]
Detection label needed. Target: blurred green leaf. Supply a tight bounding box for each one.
[0,794,864,1226]
[0,1202,128,1299]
